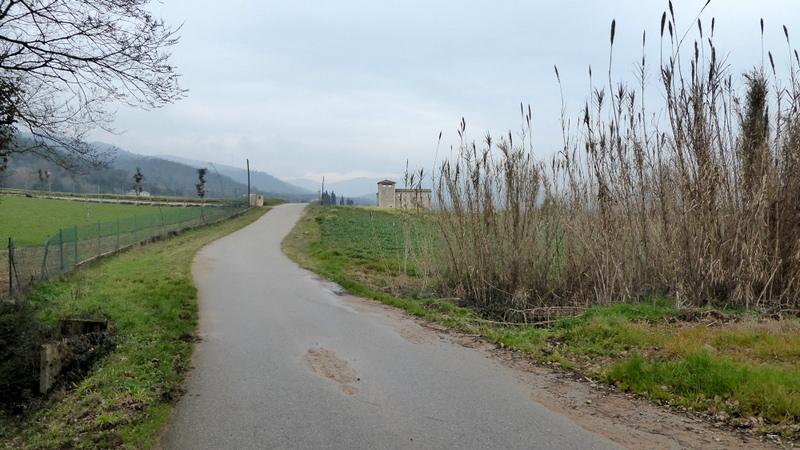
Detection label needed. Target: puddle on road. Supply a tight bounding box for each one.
[304,348,360,395]
[313,276,347,296]
[311,275,438,346]
[394,323,435,345]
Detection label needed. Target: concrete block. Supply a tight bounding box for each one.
[39,341,66,394]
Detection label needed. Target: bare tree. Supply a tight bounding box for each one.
[132,167,144,196]
[36,168,50,191]
[0,0,185,169]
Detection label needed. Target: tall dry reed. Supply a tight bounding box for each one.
[435,7,800,314]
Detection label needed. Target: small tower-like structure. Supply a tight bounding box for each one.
[377,179,397,208]
[376,179,433,209]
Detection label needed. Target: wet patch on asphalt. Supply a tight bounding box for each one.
[304,348,360,395]
[314,277,347,296]
[394,323,435,345]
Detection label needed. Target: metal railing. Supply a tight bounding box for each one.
[3,202,248,300]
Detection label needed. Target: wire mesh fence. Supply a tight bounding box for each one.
[3,202,249,300]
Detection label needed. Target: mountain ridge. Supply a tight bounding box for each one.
[0,139,309,201]
[158,154,314,200]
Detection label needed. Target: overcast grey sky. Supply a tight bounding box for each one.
[90,0,800,183]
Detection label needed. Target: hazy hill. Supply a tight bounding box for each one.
[160,155,315,201]
[0,139,255,199]
[0,137,379,203]
[288,177,376,198]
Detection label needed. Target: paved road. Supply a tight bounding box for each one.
[162,204,618,450]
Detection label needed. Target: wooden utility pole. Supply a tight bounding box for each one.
[8,237,13,296]
[246,159,251,203]
[320,176,325,203]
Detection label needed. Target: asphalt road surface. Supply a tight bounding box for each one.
[162,203,619,450]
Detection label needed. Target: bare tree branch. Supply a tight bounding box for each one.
[0,0,185,168]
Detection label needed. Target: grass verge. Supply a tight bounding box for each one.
[283,205,800,440]
[0,207,268,449]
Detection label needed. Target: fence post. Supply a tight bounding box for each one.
[116,219,120,250]
[39,240,50,281]
[7,237,12,297]
[73,225,78,267]
[59,228,65,271]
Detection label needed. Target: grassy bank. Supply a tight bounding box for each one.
[0,207,267,449]
[283,206,800,440]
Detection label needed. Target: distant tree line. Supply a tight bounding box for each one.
[320,190,354,206]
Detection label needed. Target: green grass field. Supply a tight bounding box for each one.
[314,207,437,273]
[284,205,800,440]
[293,206,440,300]
[0,196,172,246]
[0,207,267,449]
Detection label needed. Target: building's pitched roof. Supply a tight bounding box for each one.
[377,179,396,185]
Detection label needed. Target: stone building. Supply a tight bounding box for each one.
[376,180,432,210]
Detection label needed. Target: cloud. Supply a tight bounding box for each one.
[90,0,800,183]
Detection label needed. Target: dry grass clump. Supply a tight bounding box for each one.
[436,6,800,314]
